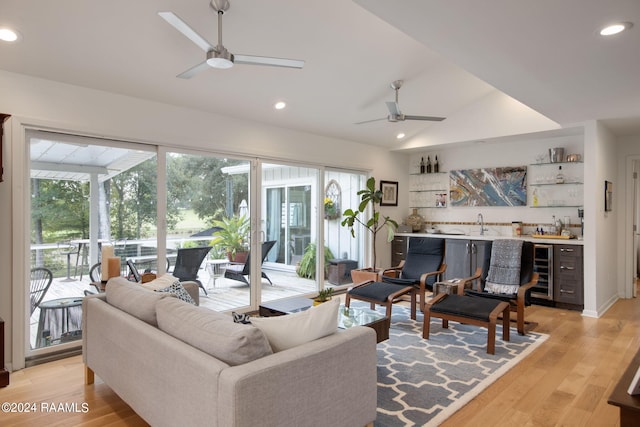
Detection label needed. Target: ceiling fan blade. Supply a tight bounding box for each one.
[177,61,210,79]
[403,115,446,122]
[354,117,388,125]
[158,11,215,53]
[386,101,401,116]
[233,54,304,69]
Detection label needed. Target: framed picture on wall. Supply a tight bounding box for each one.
[380,180,398,206]
[605,180,613,212]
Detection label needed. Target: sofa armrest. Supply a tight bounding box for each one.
[218,326,377,427]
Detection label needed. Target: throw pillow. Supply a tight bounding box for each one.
[140,273,180,291]
[232,311,252,324]
[251,298,340,352]
[156,280,197,305]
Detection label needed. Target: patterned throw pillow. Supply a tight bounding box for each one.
[156,281,197,305]
[232,311,252,324]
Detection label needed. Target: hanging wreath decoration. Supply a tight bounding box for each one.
[324,180,341,220]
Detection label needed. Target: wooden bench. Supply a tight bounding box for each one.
[423,293,510,355]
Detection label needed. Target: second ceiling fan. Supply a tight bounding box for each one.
[159,0,305,79]
[357,80,446,124]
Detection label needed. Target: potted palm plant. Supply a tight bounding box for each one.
[296,242,335,280]
[210,214,250,263]
[341,177,398,283]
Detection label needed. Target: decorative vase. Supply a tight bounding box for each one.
[406,209,424,232]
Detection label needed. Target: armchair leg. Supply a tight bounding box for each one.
[410,291,416,320]
[517,303,525,335]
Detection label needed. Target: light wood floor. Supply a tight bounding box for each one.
[4,291,640,426]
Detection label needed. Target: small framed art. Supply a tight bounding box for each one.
[605,180,613,212]
[380,180,398,206]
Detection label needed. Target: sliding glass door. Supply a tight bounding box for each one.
[25,127,369,359]
[28,130,157,352]
[164,151,251,311]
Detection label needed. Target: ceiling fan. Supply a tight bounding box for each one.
[158,0,304,79]
[356,80,446,124]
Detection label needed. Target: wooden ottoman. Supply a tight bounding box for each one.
[423,293,510,355]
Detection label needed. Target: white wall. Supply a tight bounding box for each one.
[580,122,619,317]
[615,133,640,299]
[405,133,585,235]
[0,70,408,368]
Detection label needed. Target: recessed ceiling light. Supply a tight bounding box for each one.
[274,101,286,110]
[0,28,20,42]
[599,22,633,36]
[396,133,405,140]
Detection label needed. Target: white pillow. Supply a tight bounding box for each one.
[140,273,179,291]
[251,298,340,352]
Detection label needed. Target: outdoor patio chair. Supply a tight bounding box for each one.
[89,261,135,283]
[172,246,213,295]
[345,237,446,320]
[30,267,53,315]
[224,240,277,286]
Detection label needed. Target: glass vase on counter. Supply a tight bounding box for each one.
[406,209,424,232]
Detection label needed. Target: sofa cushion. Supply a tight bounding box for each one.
[156,298,273,366]
[251,298,339,352]
[106,277,172,326]
[156,280,197,305]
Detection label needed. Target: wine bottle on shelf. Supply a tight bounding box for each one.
[556,165,565,184]
[434,156,439,173]
[420,157,425,174]
[426,156,432,173]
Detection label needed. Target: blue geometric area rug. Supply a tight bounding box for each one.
[371,305,548,427]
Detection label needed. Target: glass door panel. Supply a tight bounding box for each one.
[165,152,250,312]
[323,170,368,289]
[261,163,318,301]
[28,130,157,352]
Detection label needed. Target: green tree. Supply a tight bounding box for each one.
[176,156,248,224]
[30,178,89,242]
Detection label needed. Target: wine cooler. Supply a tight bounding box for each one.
[532,244,553,300]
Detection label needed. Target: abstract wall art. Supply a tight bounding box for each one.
[449,166,527,207]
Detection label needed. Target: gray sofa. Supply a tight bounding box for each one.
[82,277,377,427]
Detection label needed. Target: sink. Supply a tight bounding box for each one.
[432,231,466,236]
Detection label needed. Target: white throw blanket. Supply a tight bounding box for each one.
[485,239,523,294]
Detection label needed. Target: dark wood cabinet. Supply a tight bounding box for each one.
[391,236,408,266]
[444,239,490,280]
[0,317,9,387]
[553,244,584,308]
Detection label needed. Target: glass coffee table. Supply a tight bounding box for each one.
[258,298,390,343]
[338,305,390,343]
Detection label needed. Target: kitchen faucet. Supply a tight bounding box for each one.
[477,213,488,235]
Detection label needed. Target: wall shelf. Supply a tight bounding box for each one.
[530,182,583,186]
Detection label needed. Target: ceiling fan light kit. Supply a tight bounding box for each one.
[159,0,304,78]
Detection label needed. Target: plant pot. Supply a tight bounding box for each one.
[350,268,382,284]
[313,296,332,306]
[228,251,248,264]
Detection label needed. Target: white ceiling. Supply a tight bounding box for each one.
[1,0,639,150]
